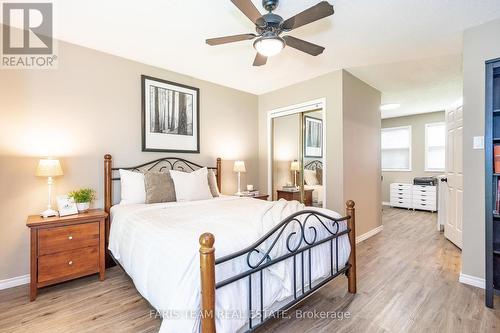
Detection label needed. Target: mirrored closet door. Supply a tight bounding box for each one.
[270,104,325,208]
[302,110,324,207]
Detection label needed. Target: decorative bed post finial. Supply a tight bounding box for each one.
[199,233,216,333]
[345,200,356,293]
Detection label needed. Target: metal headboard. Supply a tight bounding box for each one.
[110,157,220,181]
[103,154,221,267]
[304,160,323,170]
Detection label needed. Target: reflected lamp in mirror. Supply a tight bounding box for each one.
[233,161,246,195]
[290,160,300,188]
[36,158,63,218]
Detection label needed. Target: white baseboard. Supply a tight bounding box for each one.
[356,225,384,244]
[0,274,30,290]
[459,272,485,289]
[382,201,391,206]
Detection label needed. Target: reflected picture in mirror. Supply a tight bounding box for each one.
[305,116,323,158]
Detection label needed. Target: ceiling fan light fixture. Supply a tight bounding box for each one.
[253,35,285,57]
[207,0,334,66]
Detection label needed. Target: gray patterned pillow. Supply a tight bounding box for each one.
[144,172,176,204]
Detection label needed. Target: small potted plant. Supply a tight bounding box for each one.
[69,188,95,213]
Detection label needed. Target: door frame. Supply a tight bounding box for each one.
[267,98,327,208]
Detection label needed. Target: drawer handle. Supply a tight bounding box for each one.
[398,201,403,203]
[68,261,73,266]
[68,235,73,240]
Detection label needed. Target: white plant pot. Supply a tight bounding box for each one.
[76,202,90,213]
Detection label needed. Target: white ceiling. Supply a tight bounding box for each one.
[349,54,464,118]
[17,1,500,116]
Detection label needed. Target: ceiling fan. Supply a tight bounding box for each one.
[206,0,334,66]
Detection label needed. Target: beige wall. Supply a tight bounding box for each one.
[0,40,259,280]
[381,111,446,203]
[342,71,382,236]
[258,70,382,236]
[462,18,500,280]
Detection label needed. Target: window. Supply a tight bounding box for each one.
[425,122,445,171]
[381,126,412,171]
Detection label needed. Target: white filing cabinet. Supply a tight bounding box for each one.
[390,183,412,209]
[389,183,437,212]
[412,185,437,212]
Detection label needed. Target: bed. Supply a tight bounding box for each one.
[304,160,323,206]
[103,155,356,333]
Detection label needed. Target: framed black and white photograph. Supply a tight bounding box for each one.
[141,75,200,153]
[304,116,323,158]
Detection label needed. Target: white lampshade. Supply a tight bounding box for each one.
[233,161,246,173]
[290,160,300,171]
[35,159,63,177]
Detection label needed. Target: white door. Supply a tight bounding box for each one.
[444,106,463,248]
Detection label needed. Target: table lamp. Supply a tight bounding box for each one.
[36,158,63,218]
[290,160,300,188]
[233,160,246,195]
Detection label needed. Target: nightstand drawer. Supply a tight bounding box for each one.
[38,246,99,284]
[38,222,99,255]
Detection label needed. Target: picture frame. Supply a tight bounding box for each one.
[56,195,78,217]
[141,75,200,153]
[304,116,323,158]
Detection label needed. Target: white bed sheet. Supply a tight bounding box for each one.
[109,196,350,333]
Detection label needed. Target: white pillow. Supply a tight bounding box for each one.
[119,169,146,205]
[170,167,213,202]
[304,169,319,186]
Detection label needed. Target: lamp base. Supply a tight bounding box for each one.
[41,208,58,218]
[235,191,243,196]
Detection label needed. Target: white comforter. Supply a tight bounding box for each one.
[109,196,350,333]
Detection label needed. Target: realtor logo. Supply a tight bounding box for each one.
[2,2,57,69]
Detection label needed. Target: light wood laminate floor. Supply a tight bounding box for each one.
[1,208,499,332]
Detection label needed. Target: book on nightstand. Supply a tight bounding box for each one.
[239,190,260,197]
[281,186,299,192]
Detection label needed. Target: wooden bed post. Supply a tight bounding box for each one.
[199,233,216,333]
[216,157,222,193]
[346,200,357,294]
[104,154,113,268]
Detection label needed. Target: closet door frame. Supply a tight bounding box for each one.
[267,98,327,208]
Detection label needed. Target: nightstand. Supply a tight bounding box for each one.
[26,209,107,301]
[277,189,313,206]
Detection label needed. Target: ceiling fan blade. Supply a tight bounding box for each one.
[282,1,334,31]
[206,33,257,46]
[231,0,262,24]
[253,53,267,66]
[283,36,325,56]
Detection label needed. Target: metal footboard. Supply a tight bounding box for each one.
[199,200,357,333]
